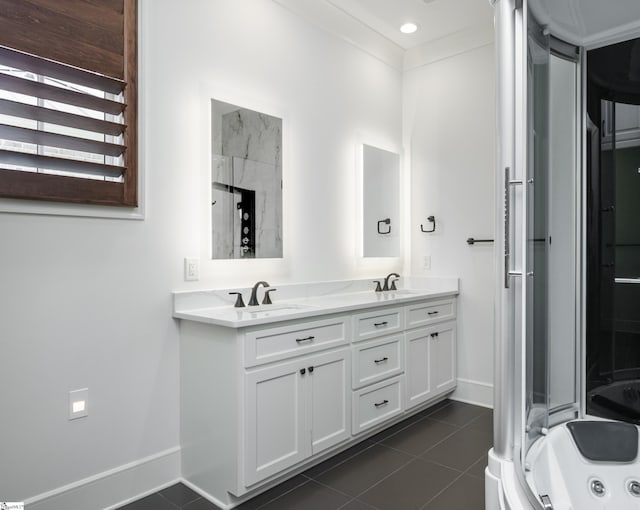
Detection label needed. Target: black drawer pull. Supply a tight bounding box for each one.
[308,366,314,373]
[430,332,439,338]
[374,400,389,408]
[374,357,389,364]
[296,336,315,343]
[427,311,439,315]
[300,368,306,375]
[373,321,388,327]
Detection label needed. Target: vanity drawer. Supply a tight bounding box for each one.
[244,316,349,367]
[405,299,456,329]
[352,376,404,434]
[353,307,404,342]
[352,334,404,389]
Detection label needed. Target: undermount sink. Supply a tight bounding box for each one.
[214,303,317,319]
[374,289,422,299]
[304,289,424,307]
[239,304,316,317]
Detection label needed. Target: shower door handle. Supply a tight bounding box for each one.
[504,166,523,288]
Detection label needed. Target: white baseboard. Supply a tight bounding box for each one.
[19,380,492,510]
[180,478,233,510]
[25,447,181,510]
[451,378,494,408]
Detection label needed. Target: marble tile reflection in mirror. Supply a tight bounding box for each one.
[211,99,283,259]
[363,144,400,257]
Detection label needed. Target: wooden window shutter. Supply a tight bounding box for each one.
[0,0,138,206]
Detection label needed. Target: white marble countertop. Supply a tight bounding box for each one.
[173,276,459,328]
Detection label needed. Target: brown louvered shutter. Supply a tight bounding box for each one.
[0,0,138,206]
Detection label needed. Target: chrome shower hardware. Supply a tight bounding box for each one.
[540,495,553,510]
[590,479,606,497]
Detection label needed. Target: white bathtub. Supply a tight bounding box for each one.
[525,421,640,509]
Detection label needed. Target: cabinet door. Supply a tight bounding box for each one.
[405,321,457,410]
[405,329,432,410]
[244,359,309,486]
[308,348,351,455]
[431,322,456,394]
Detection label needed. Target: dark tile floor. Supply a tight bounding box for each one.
[118,400,492,510]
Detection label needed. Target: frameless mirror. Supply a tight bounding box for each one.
[211,99,283,259]
[362,144,400,257]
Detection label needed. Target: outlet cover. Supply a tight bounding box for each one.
[184,257,200,281]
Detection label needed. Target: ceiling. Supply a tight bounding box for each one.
[530,0,640,48]
[325,0,494,49]
[273,0,640,71]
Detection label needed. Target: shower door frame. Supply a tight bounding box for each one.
[493,0,586,507]
[518,0,586,488]
[546,36,584,430]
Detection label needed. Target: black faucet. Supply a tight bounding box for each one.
[382,273,400,291]
[229,291,246,308]
[248,281,270,306]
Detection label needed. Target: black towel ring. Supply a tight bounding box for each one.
[377,218,391,235]
[421,216,436,233]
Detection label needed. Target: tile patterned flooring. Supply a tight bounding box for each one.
[118,400,492,510]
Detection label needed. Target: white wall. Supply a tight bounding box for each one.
[404,36,496,407]
[0,0,402,506]
[173,1,404,287]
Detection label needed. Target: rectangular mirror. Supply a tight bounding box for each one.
[362,144,400,257]
[211,99,283,259]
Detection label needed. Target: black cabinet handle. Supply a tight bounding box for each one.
[374,357,389,364]
[427,311,439,315]
[430,332,439,338]
[374,400,389,408]
[296,336,315,343]
[373,321,388,327]
[308,366,314,373]
[300,368,306,375]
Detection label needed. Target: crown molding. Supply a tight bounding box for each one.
[271,0,404,70]
[404,23,495,71]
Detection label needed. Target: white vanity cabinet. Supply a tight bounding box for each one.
[351,333,404,389]
[177,291,458,508]
[404,299,457,410]
[244,347,350,486]
[406,321,457,410]
[242,316,351,486]
[350,307,406,434]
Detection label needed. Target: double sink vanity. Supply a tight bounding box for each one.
[173,276,459,508]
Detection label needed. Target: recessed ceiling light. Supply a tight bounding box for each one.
[400,22,418,34]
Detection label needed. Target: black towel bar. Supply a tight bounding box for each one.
[467,238,494,245]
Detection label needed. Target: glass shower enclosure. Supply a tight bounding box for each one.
[488,0,582,507]
[524,12,581,457]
